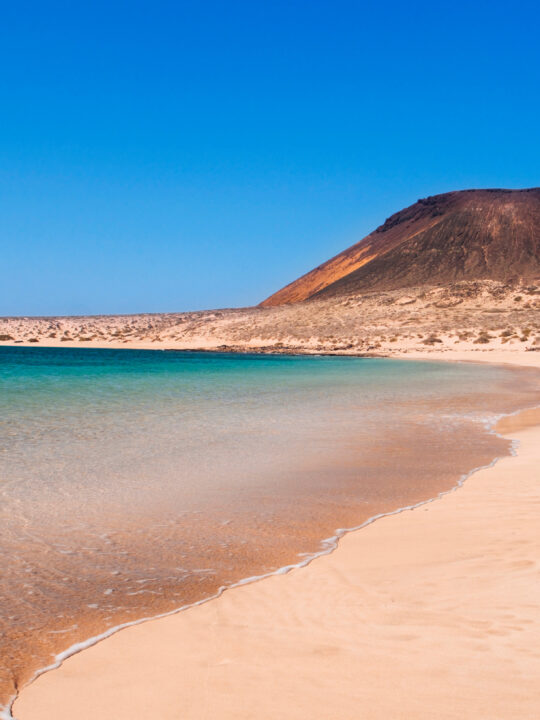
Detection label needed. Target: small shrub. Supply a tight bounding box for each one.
[474,332,493,344]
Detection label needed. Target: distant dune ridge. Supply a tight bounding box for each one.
[260,188,540,306]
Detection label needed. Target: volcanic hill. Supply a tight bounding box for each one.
[261,188,540,306]
[2,187,540,360]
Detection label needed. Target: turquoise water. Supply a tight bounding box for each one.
[0,347,538,706]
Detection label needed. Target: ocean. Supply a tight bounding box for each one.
[0,347,537,712]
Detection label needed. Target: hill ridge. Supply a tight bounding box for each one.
[260,188,540,306]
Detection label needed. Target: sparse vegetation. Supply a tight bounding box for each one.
[423,334,443,345]
[473,332,492,344]
[0,277,538,356]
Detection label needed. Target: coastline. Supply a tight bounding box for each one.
[2,277,539,362]
[10,353,540,720]
[0,338,540,369]
[3,339,540,369]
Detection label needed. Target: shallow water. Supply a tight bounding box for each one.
[0,347,538,709]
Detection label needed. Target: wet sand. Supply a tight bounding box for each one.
[12,356,540,720]
[0,388,519,711]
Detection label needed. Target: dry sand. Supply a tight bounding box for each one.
[2,279,540,360]
[13,361,540,719]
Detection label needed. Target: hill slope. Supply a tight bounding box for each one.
[261,188,540,306]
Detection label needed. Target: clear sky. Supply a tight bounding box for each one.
[1,1,539,316]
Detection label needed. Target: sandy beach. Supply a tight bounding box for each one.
[11,350,540,720]
[1,278,539,361]
[3,0,539,715]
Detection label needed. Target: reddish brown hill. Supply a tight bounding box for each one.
[261,189,540,306]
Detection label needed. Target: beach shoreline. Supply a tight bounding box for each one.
[2,326,540,370]
[9,351,540,720]
[1,277,539,363]
[3,340,540,369]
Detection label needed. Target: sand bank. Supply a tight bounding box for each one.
[395,347,540,368]
[13,405,540,719]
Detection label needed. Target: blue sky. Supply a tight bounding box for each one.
[1,1,539,316]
